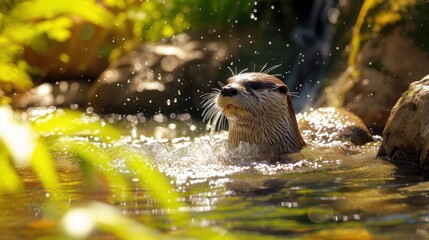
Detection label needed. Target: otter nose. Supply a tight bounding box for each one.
[220,86,238,96]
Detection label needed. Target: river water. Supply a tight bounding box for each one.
[1,112,428,239]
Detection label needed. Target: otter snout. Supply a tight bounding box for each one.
[220,86,238,97]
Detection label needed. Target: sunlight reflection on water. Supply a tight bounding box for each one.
[24,108,383,188]
[16,108,429,240]
[113,130,374,186]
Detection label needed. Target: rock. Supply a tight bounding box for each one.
[318,27,429,133]
[24,20,111,80]
[357,27,429,81]
[343,68,403,131]
[87,34,235,115]
[377,75,429,174]
[343,27,429,131]
[297,107,373,146]
[12,81,91,110]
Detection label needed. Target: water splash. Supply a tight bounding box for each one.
[25,108,380,187]
[112,129,375,186]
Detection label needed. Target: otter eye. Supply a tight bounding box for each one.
[249,82,260,90]
[277,85,288,94]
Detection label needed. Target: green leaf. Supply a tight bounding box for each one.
[10,0,117,29]
[0,140,23,193]
[116,147,189,227]
[34,16,73,42]
[31,110,121,143]
[66,140,130,195]
[31,139,62,192]
[0,62,33,92]
[62,201,164,240]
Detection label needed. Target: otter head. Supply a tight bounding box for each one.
[203,72,305,154]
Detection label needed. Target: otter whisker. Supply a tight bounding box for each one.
[209,110,227,132]
[227,66,235,77]
[259,63,268,73]
[202,105,220,125]
[262,64,281,74]
[288,92,300,98]
[217,81,225,88]
[201,97,218,112]
[201,88,228,131]
[238,68,249,75]
[218,112,227,131]
[201,89,221,98]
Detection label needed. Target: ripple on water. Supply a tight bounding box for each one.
[112,132,377,186]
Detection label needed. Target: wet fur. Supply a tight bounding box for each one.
[202,67,305,154]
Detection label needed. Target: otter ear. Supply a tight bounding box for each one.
[276,85,289,94]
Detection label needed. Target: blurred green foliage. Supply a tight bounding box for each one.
[0,106,60,193]
[0,0,119,101]
[0,0,255,103]
[0,106,191,238]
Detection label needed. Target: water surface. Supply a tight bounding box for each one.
[1,112,428,240]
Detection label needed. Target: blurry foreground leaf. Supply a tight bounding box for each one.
[0,106,35,166]
[32,110,121,142]
[31,139,61,192]
[10,0,117,29]
[61,201,163,240]
[60,201,237,240]
[32,110,187,225]
[66,140,130,194]
[0,62,33,92]
[117,147,189,227]
[0,106,61,193]
[0,140,23,193]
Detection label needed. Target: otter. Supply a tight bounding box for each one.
[202,72,306,154]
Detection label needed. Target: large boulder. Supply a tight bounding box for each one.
[319,27,429,133]
[342,68,403,131]
[377,75,429,174]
